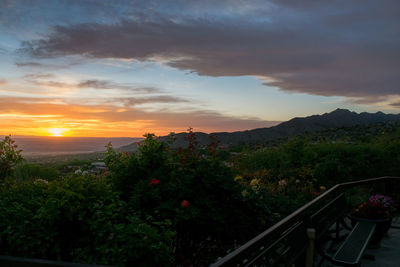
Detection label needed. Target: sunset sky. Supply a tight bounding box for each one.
[0,0,399,137]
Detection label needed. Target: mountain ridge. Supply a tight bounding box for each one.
[119,109,400,151]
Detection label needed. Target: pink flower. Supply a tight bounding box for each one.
[181,200,190,207]
[150,178,160,185]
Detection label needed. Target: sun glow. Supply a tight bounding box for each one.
[48,128,67,137]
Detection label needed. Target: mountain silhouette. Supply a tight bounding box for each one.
[119,109,400,151]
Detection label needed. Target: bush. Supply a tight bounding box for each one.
[0,175,174,266]
[105,131,271,265]
[0,136,23,180]
[12,163,59,181]
[237,136,400,188]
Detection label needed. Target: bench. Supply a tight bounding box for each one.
[306,193,376,267]
[332,221,375,266]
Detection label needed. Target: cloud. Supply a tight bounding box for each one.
[15,62,44,67]
[348,96,389,105]
[77,80,160,93]
[0,79,6,86]
[115,96,189,106]
[20,0,400,103]
[23,73,54,79]
[26,78,161,93]
[0,97,279,136]
[15,57,86,69]
[390,102,400,108]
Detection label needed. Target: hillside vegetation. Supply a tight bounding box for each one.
[120,109,400,151]
[0,120,399,266]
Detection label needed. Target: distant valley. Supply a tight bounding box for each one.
[8,136,142,156]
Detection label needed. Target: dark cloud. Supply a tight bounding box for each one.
[20,0,400,103]
[389,102,400,108]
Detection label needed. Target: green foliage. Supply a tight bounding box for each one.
[105,134,172,200]
[234,130,400,223]
[65,158,92,166]
[12,163,59,181]
[105,131,270,265]
[0,175,174,266]
[4,124,400,265]
[0,135,24,180]
[237,134,400,187]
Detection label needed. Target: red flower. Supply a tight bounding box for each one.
[150,178,160,185]
[136,141,141,145]
[181,200,190,207]
[165,147,169,151]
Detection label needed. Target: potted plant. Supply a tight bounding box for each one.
[349,194,395,245]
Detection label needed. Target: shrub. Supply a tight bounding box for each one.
[237,136,400,188]
[105,131,271,265]
[0,135,23,180]
[12,163,59,181]
[0,175,174,266]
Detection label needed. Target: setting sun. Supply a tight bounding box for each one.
[48,128,66,137]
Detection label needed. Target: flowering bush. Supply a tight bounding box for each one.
[0,175,174,266]
[0,135,23,180]
[181,200,190,207]
[149,178,160,185]
[351,194,395,219]
[104,131,271,265]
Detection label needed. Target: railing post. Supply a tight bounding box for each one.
[306,228,316,267]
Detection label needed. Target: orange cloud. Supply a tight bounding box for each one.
[0,97,279,137]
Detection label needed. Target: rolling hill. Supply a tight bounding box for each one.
[119,109,400,151]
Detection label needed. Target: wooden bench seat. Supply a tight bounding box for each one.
[306,193,377,267]
[332,221,376,266]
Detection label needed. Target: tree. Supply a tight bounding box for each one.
[0,135,23,179]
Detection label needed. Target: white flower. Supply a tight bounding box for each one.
[278,179,287,187]
[34,179,48,185]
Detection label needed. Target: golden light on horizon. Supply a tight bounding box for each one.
[48,128,67,137]
[0,107,196,137]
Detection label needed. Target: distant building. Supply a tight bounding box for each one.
[91,161,107,172]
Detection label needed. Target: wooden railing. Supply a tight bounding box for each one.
[211,176,400,267]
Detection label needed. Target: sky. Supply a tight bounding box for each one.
[0,0,399,137]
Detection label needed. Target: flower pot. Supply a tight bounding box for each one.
[348,215,392,246]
